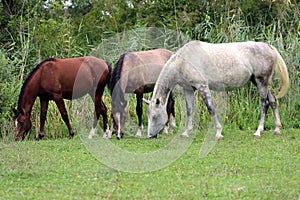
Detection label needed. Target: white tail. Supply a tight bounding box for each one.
[272,46,290,98]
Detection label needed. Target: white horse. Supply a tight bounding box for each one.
[146,41,289,139]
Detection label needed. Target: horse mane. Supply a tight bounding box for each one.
[16,58,56,115]
[110,53,126,94]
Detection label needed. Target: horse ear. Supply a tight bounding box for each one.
[142,98,151,105]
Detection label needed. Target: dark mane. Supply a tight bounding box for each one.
[110,53,126,94]
[16,58,56,113]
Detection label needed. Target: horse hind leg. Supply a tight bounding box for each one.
[88,93,100,139]
[99,99,110,136]
[89,90,109,139]
[254,85,269,138]
[268,91,282,136]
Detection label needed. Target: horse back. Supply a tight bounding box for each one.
[120,49,173,93]
[38,57,109,99]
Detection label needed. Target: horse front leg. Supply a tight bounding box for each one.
[116,112,125,140]
[164,92,176,134]
[181,89,195,137]
[198,85,223,139]
[104,114,115,139]
[135,93,143,137]
[36,99,49,140]
[54,96,74,139]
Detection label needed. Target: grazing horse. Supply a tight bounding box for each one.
[13,56,111,141]
[107,48,176,139]
[147,41,289,139]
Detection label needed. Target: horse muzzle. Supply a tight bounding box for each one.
[14,131,26,141]
[14,136,24,142]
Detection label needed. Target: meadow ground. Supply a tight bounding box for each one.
[0,129,299,199]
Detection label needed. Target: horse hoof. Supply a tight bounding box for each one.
[148,134,157,139]
[180,134,189,138]
[103,135,111,139]
[117,136,122,140]
[215,135,223,140]
[253,135,261,139]
[273,131,281,136]
[35,134,44,141]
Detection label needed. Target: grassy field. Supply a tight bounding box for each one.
[0,129,299,199]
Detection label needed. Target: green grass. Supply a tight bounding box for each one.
[1,129,299,199]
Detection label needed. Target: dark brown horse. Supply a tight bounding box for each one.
[106,49,176,140]
[13,56,111,141]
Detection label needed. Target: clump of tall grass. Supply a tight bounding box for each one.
[1,9,299,140]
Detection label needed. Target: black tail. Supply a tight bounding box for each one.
[105,61,112,89]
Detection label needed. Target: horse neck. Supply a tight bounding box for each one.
[18,74,40,116]
[152,67,177,106]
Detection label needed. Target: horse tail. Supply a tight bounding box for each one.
[110,53,127,103]
[272,46,290,98]
[105,61,112,89]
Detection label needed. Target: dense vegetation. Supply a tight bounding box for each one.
[0,0,299,139]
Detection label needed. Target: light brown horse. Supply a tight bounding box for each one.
[13,56,111,141]
[107,49,176,139]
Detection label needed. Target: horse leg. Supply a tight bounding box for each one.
[104,114,115,139]
[164,92,176,134]
[268,91,282,136]
[116,112,125,140]
[99,99,110,135]
[198,85,223,139]
[36,99,49,140]
[135,93,143,137]
[88,91,109,139]
[88,95,98,139]
[181,89,195,137]
[54,96,74,139]
[253,86,269,138]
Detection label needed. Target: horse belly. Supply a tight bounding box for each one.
[124,67,160,94]
[208,68,252,91]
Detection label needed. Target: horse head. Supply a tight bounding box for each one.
[147,98,168,138]
[111,98,127,139]
[12,108,32,141]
